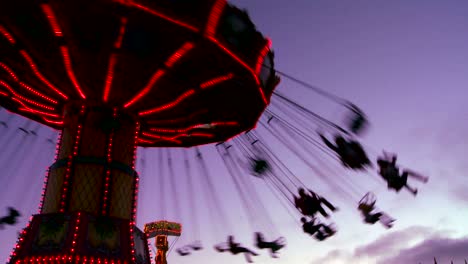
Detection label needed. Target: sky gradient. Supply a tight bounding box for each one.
[1,0,468,263]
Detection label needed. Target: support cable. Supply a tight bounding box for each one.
[270,67,351,106]
[167,149,181,222]
[216,144,257,233]
[273,92,349,135]
[195,147,232,237]
[183,149,200,241]
[227,140,278,234]
[157,148,166,219]
[259,120,359,201]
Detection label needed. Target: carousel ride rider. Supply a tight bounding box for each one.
[294,188,338,218]
[254,232,286,258]
[250,157,270,176]
[300,217,336,241]
[319,133,371,170]
[346,103,368,135]
[377,153,428,195]
[215,235,259,263]
[0,207,20,229]
[357,193,395,228]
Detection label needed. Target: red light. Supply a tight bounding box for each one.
[137,138,154,144]
[205,0,226,37]
[257,85,268,105]
[131,122,139,169]
[115,3,269,107]
[59,107,84,212]
[0,80,56,110]
[123,70,165,108]
[0,25,16,44]
[141,129,221,144]
[103,54,118,102]
[19,50,68,100]
[122,2,200,33]
[42,117,64,126]
[39,131,62,212]
[102,110,116,213]
[71,212,81,252]
[165,42,194,68]
[123,42,194,108]
[138,89,195,116]
[60,46,86,99]
[115,17,127,49]
[207,37,254,79]
[255,39,271,75]
[207,37,268,105]
[211,121,238,126]
[189,132,214,138]
[12,98,59,118]
[138,73,233,116]
[141,132,182,144]
[0,90,8,96]
[41,4,63,37]
[200,73,234,89]
[0,63,59,104]
[103,17,127,102]
[149,121,238,134]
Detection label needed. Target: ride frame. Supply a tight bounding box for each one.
[1,0,277,263]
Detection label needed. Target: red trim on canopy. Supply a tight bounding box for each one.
[205,0,226,37]
[12,97,59,118]
[138,89,195,116]
[138,73,233,116]
[113,2,271,106]
[149,121,238,134]
[255,38,271,75]
[41,4,63,37]
[200,73,234,89]
[141,131,182,144]
[0,63,59,104]
[207,36,268,105]
[0,25,16,44]
[0,80,55,110]
[124,42,194,108]
[20,50,69,100]
[165,42,194,68]
[42,117,63,126]
[114,17,128,49]
[103,54,118,102]
[60,46,86,99]
[124,69,165,108]
[103,17,128,102]
[123,1,200,33]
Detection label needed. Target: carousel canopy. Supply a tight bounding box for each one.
[0,0,278,147]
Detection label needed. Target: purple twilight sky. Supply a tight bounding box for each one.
[1,0,468,263]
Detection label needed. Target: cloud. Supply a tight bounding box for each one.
[310,226,466,264]
[453,186,468,205]
[309,250,354,264]
[354,226,433,258]
[378,235,468,264]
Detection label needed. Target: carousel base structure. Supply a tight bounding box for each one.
[9,212,150,264]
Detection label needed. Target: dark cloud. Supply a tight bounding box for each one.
[310,226,466,264]
[378,235,468,264]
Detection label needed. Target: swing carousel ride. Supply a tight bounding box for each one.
[0,0,429,263]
